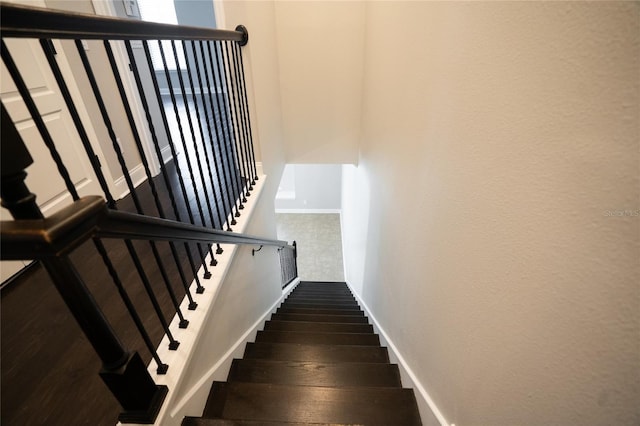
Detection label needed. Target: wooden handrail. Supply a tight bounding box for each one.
[1,196,292,261]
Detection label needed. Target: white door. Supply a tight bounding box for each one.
[1,0,104,282]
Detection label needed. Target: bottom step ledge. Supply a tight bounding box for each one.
[201,382,421,425]
[184,418,367,426]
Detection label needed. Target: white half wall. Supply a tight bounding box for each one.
[160,176,288,424]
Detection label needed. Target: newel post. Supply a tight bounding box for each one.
[0,104,167,423]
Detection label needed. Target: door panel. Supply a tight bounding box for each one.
[1,1,103,282]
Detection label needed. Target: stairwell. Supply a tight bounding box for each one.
[183,281,422,425]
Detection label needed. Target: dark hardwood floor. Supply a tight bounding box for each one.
[1,156,242,425]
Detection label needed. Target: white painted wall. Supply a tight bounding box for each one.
[274,1,364,164]
[275,164,342,211]
[340,164,369,297]
[220,0,286,174]
[342,2,640,425]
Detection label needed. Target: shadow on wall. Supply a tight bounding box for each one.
[275,164,343,213]
[340,164,372,298]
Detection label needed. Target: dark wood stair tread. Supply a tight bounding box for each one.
[281,304,362,312]
[289,290,355,299]
[290,292,354,298]
[284,298,359,304]
[256,330,380,346]
[287,290,355,300]
[243,342,389,363]
[202,381,421,425]
[264,320,373,333]
[295,286,349,290]
[286,301,357,306]
[184,281,421,426]
[183,419,366,426]
[277,307,365,316]
[271,312,369,323]
[229,359,401,387]
[292,292,352,296]
[296,281,349,286]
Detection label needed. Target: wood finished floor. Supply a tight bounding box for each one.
[1,158,243,426]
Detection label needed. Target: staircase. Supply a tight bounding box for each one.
[183,281,422,425]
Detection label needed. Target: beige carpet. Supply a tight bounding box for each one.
[276,213,345,282]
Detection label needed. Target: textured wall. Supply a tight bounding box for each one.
[342,2,639,425]
[274,1,365,164]
[221,0,286,174]
[275,164,342,211]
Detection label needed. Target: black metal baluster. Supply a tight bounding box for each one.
[75,40,190,332]
[156,40,214,276]
[140,40,205,294]
[74,40,182,348]
[170,40,223,261]
[222,40,249,203]
[132,40,205,294]
[123,41,202,301]
[210,40,244,214]
[5,41,175,360]
[0,110,167,422]
[92,241,169,373]
[199,40,237,227]
[188,39,230,233]
[207,40,242,217]
[292,240,298,279]
[182,40,226,255]
[38,38,170,372]
[230,41,254,194]
[279,248,285,287]
[104,40,197,311]
[125,40,204,294]
[233,41,258,186]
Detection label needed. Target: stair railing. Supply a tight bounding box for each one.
[0,3,295,423]
[279,241,298,288]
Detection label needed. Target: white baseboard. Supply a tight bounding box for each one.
[275,208,342,214]
[161,145,175,165]
[169,277,300,418]
[345,280,450,426]
[114,163,148,200]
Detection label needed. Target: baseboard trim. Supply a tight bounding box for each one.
[114,163,148,200]
[0,261,37,291]
[345,280,450,426]
[161,145,175,165]
[169,277,300,418]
